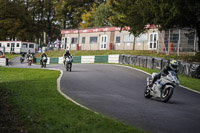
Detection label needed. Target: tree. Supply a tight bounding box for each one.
[0,0,33,41]
[80,2,113,28]
[54,0,105,29]
[109,0,200,50]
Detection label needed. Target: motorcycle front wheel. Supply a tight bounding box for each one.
[161,87,173,102]
[144,86,152,98]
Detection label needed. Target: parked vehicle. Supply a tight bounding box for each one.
[144,71,179,102]
[64,56,73,71]
[41,56,47,68]
[0,41,37,54]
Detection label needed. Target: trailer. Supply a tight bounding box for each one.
[0,41,37,53]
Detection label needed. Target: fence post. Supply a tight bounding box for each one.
[177,29,181,56]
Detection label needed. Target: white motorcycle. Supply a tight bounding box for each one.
[41,56,47,68]
[64,56,73,72]
[144,71,179,102]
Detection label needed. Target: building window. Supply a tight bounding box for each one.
[16,43,20,47]
[22,43,27,48]
[7,43,10,47]
[82,37,85,44]
[136,34,148,42]
[124,34,134,43]
[71,37,78,44]
[115,36,120,43]
[90,36,98,44]
[29,44,34,48]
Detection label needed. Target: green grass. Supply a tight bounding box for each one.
[125,65,200,92]
[4,53,21,59]
[34,50,200,62]
[0,67,144,133]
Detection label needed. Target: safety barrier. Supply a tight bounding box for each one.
[34,55,120,64]
[119,55,200,79]
[0,58,7,66]
[33,54,200,79]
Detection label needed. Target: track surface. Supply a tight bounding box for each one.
[9,57,200,133]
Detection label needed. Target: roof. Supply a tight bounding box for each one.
[61,25,158,35]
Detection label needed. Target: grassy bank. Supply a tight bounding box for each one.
[0,68,143,133]
[34,50,200,62]
[4,53,21,59]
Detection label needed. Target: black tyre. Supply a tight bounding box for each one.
[144,86,152,98]
[44,62,46,68]
[69,63,72,72]
[161,87,173,102]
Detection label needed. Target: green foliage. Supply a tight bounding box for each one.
[109,0,200,41]
[80,3,113,28]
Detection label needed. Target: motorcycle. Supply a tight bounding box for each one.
[64,56,73,71]
[144,71,179,102]
[28,55,33,66]
[20,56,24,63]
[41,56,47,68]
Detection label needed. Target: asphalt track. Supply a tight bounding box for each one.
[9,57,200,133]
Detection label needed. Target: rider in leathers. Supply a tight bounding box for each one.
[150,60,178,87]
[40,51,47,65]
[63,50,72,66]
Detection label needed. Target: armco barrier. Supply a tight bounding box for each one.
[147,57,154,69]
[50,57,59,64]
[108,55,119,63]
[0,58,7,66]
[190,63,200,78]
[119,54,124,64]
[153,58,162,70]
[162,59,170,69]
[179,62,191,76]
[58,57,63,64]
[81,56,95,63]
[139,56,147,68]
[73,56,81,63]
[33,55,199,79]
[95,55,108,63]
[129,55,137,66]
[119,55,200,79]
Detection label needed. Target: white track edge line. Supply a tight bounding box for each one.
[47,68,99,114]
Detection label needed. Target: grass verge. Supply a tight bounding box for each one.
[4,54,21,59]
[0,67,143,133]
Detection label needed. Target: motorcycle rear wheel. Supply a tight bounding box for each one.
[161,87,173,102]
[144,86,152,98]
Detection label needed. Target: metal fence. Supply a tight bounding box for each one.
[158,28,198,55]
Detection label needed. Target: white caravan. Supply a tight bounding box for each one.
[0,41,37,53]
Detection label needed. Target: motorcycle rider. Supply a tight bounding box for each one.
[149,60,178,87]
[21,53,25,58]
[26,49,31,60]
[20,53,25,62]
[63,50,72,65]
[40,51,47,65]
